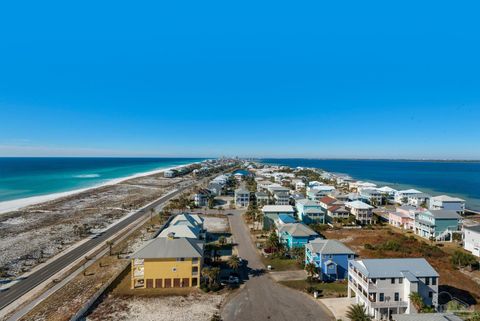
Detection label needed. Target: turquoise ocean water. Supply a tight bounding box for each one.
[261,159,480,211]
[0,157,204,203]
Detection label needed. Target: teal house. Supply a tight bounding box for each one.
[295,198,325,224]
[278,223,319,249]
[414,210,461,241]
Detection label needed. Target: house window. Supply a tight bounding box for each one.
[192,258,199,264]
[379,293,384,302]
[429,291,433,298]
[425,277,430,285]
[394,292,399,301]
[432,277,437,285]
[391,278,395,284]
[399,278,403,284]
[177,258,185,262]
[371,278,377,284]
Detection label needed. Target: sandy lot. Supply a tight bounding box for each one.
[86,292,226,321]
[202,215,229,233]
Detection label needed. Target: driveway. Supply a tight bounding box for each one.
[221,210,335,321]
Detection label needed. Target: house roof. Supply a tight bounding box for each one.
[304,208,323,214]
[319,196,337,205]
[131,237,204,259]
[350,258,439,278]
[306,239,355,255]
[397,189,422,194]
[428,210,461,219]
[377,186,397,193]
[170,213,203,228]
[262,205,295,213]
[311,185,335,192]
[235,188,250,194]
[158,225,200,239]
[345,200,373,210]
[255,191,268,197]
[393,313,463,321]
[278,214,296,224]
[296,198,320,206]
[279,223,318,237]
[328,205,348,213]
[431,195,465,203]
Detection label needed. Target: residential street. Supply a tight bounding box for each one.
[221,209,335,321]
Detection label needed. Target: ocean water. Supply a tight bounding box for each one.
[0,157,204,203]
[260,159,480,211]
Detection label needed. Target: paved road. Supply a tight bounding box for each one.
[221,210,335,321]
[0,180,195,312]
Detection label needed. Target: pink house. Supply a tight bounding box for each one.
[388,205,419,230]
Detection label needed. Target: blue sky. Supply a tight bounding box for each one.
[0,1,479,159]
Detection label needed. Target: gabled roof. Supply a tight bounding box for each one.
[278,214,296,224]
[319,196,337,205]
[350,258,439,278]
[279,223,318,237]
[158,225,200,239]
[170,213,203,228]
[262,205,295,213]
[296,198,320,206]
[397,189,422,194]
[306,239,354,255]
[377,186,397,193]
[235,188,250,194]
[427,210,461,220]
[132,237,204,259]
[345,200,373,210]
[304,208,323,214]
[431,195,465,203]
[328,205,348,213]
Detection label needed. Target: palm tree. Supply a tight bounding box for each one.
[346,304,371,321]
[228,254,241,271]
[210,267,221,285]
[305,262,317,278]
[409,292,424,311]
[218,236,227,247]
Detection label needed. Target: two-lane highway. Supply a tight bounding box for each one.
[0,180,196,312]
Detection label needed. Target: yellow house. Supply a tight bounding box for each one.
[131,236,204,289]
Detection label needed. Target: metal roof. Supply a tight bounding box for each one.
[350,258,439,278]
[306,239,355,255]
[278,223,318,237]
[393,313,463,321]
[131,237,204,259]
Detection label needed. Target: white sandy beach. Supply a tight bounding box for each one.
[0,163,193,215]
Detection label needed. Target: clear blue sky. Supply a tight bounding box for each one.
[0,1,479,159]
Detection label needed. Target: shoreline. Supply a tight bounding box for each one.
[0,163,195,215]
[260,159,480,212]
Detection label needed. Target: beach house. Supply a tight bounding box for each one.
[170,213,204,230]
[234,188,250,208]
[394,189,423,204]
[464,225,480,257]
[345,200,374,225]
[255,191,269,206]
[430,195,466,215]
[273,190,290,205]
[407,193,431,208]
[348,258,439,320]
[193,188,211,207]
[296,198,325,224]
[164,169,177,178]
[388,206,419,230]
[377,186,398,200]
[262,205,296,230]
[131,236,204,289]
[359,188,384,205]
[415,210,461,241]
[278,223,319,249]
[305,239,355,281]
[158,224,201,239]
[327,205,351,223]
[307,186,336,201]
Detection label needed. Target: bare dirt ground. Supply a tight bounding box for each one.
[0,174,186,278]
[86,292,225,321]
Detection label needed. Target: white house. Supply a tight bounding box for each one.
[407,193,431,208]
[273,190,290,205]
[295,181,306,191]
[164,169,177,178]
[377,186,398,200]
[359,188,384,205]
[464,225,480,257]
[307,186,336,201]
[430,195,465,215]
[345,200,374,224]
[234,188,250,207]
[348,258,439,320]
[394,189,423,204]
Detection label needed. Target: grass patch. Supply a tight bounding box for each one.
[262,257,301,271]
[279,279,348,298]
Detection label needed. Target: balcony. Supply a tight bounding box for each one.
[370,300,408,309]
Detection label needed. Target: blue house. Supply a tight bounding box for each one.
[278,223,319,249]
[295,198,325,224]
[305,239,355,281]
